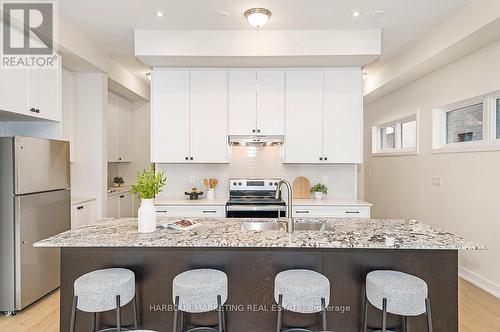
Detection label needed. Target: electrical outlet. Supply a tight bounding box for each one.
[432,176,443,187]
[189,175,196,184]
[322,176,329,184]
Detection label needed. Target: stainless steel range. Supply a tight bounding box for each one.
[226,178,286,218]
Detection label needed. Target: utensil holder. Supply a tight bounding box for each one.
[207,188,215,200]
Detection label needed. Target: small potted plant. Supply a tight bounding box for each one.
[310,183,328,200]
[112,176,124,187]
[131,169,166,233]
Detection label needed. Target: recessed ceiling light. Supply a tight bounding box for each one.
[216,10,229,19]
[352,11,360,17]
[244,8,271,29]
[156,11,164,18]
[371,10,385,17]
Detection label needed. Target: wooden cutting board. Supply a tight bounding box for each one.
[293,177,311,199]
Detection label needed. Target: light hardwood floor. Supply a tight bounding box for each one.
[0,278,499,332]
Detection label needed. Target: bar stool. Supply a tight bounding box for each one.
[70,268,138,332]
[363,270,433,332]
[172,269,228,332]
[274,269,330,332]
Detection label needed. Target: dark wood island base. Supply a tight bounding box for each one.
[60,248,457,332]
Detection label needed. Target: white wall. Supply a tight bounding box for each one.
[156,146,358,200]
[364,40,500,297]
[71,73,108,218]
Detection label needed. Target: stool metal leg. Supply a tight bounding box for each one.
[320,297,327,331]
[133,295,138,329]
[173,296,179,332]
[91,312,96,332]
[70,295,78,332]
[403,316,408,332]
[381,298,387,332]
[217,295,223,332]
[363,294,368,332]
[425,298,433,332]
[116,295,122,332]
[276,294,283,332]
[179,311,184,332]
[221,304,226,332]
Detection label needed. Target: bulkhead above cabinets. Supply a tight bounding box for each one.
[150,67,363,165]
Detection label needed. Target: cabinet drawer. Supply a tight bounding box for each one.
[155,205,225,218]
[292,205,370,218]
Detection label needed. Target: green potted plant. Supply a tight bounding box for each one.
[131,169,166,233]
[112,176,124,187]
[310,183,328,200]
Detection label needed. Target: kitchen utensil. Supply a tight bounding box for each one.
[203,178,209,189]
[293,177,311,199]
[210,179,218,188]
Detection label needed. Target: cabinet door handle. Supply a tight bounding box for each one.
[118,157,122,161]
[319,157,323,161]
[190,157,193,160]
[36,109,40,113]
[30,107,40,113]
[202,210,217,213]
[295,210,310,214]
[77,206,84,210]
[346,211,360,214]
[324,157,328,161]
[120,195,125,198]
[252,129,256,133]
[257,129,261,133]
[185,157,189,160]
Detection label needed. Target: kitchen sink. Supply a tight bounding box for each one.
[240,220,326,232]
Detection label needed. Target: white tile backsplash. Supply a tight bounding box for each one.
[156,146,357,199]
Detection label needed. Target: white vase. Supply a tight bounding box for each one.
[138,199,157,233]
[314,192,324,200]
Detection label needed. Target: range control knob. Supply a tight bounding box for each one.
[269,182,273,186]
[274,182,279,186]
[233,182,237,185]
[238,182,242,186]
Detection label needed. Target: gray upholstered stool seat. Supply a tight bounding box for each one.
[74,268,135,312]
[172,269,228,332]
[366,270,427,316]
[71,268,138,332]
[274,269,330,314]
[363,270,433,332]
[173,268,228,313]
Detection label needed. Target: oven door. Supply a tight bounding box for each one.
[226,205,286,218]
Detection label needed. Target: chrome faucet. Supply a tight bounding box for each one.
[275,179,294,233]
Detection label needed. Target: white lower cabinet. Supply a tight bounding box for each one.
[156,205,225,218]
[107,192,134,218]
[71,200,96,229]
[292,205,370,218]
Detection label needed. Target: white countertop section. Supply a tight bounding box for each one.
[108,186,132,197]
[155,198,228,206]
[71,197,95,205]
[293,198,372,206]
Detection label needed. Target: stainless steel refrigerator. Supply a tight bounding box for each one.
[0,136,71,314]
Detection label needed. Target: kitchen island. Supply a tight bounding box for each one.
[35,218,482,332]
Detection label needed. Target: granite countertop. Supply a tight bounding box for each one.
[34,217,484,250]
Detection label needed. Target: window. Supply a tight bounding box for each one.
[372,114,418,155]
[432,93,500,152]
[445,103,483,143]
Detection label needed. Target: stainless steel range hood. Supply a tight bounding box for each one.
[228,135,284,146]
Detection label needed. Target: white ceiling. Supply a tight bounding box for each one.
[59,0,474,81]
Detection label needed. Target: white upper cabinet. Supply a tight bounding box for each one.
[28,67,61,121]
[228,69,284,135]
[189,70,228,163]
[256,70,284,135]
[323,68,363,163]
[151,69,190,163]
[229,70,256,135]
[0,63,61,121]
[0,69,28,116]
[284,68,363,164]
[284,70,324,163]
[107,91,131,162]
[151,68,228,163]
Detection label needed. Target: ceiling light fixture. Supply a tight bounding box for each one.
[244,8,271,29]
[156,11,164,18]
[352,11,360,17]
[216,10,229,19]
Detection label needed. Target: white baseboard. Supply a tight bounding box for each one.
[458,266,500,299]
